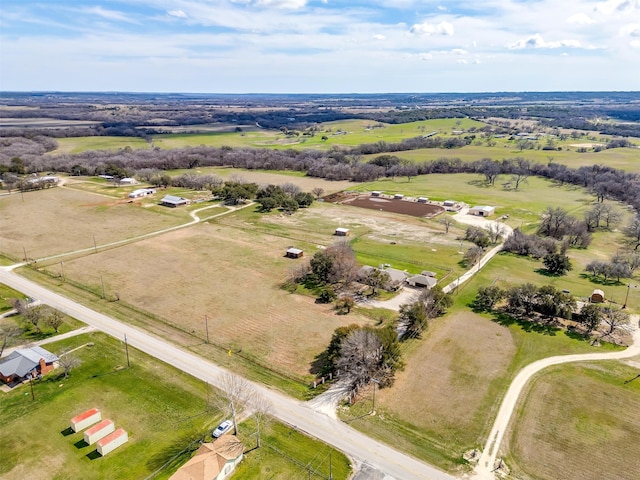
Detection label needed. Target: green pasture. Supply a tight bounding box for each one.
[0,283,25,312]
[385,143,640,173]
[352,174,595,225]
[54,136,149,154]
[0,331,351,480]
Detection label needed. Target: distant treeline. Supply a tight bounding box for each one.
[2,136,639,212]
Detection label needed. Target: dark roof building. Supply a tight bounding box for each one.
[161,195,189,207]
[0,346,58,384]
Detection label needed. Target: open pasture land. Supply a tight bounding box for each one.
[0,332,216,480]
[49,219,373,379]
[381,143,640,173]
[352,174,594,225]
[218,201,469,277]
[0,187,187,261]
[53,136,150,154]
[505,361,640,480]
[344,309,613,472]
[166,166,355,194]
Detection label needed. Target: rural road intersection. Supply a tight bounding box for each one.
[3,206,638,480]
[0,266,453,480]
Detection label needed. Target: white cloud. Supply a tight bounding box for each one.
[451,48,467,55]
[456,59,468,64]
[567,13,595,25]
[167,10,188,18]
[594,0,640,15]
[508,34,581,49]
[631,39,640,47]
[620,23,640,36]
[410,20,454,36]
[373,34,386,40]
[81,6,135,23]
[233,0,308,8]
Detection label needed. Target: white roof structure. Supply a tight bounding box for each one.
[286,247,303,255]
[470,205,496,214]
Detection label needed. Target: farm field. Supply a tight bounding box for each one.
[342,308,618,472]
[216,201,470,278]
[41,219,374,380]
[54,136,150,154]
[352,173,595,226]
[0,186,188,261]
[0,331,352,480]
[504,361,640,480]
[380,144,640,173]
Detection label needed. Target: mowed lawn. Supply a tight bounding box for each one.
[0,332,216,480]
[0,332,353,480]
[51,218,374,379]
[0,187,188,261]
[505,361,640,480]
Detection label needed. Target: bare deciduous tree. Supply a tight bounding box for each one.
[311,187,325,199]
[45,308,65,333]
[439,216,453,234]
[601,308,630,337]
[58,349,81,378]
[336,328,383,390]
[250,393,273,448]
[219,373,251,436]
[0,325,23,357]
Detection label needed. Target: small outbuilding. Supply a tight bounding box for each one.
[469,206,496,217]
[590,289,605,303]
[371,191,381,197]
[129,188,156,198]
[70,408,102,433]
[285,247,304,259]
[417,197,428,203]
[119,178,136,185]
[335,227,350,236]
[394,194,404,200]
[161,195,189,208]
[443,200,456,207]
[97,428,128,456]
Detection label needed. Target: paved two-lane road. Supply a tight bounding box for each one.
[0,266,454,480]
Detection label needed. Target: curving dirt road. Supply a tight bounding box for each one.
[471,316,640,479]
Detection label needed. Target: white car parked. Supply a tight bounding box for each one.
[212,420,233,438]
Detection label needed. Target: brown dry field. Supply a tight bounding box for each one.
[341,196,445,218]
[505,361,640,480]
[0,187,185,260]
[55,221,372,377]
[376,311,516,442]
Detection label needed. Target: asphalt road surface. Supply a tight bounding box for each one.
[0,266,454,480]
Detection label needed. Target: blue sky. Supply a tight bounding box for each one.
[1,0,638,93]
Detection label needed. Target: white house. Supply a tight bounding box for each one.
[129,188,156,198]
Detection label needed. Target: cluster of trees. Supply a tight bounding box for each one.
[256,183,314,213]
[398,287,452,340]
[475,283,630,337]
[585,251,640,283]
[314,324,403,390]
[12,300,66,334]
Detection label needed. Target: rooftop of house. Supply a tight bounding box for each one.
[169,435,244,480]
[0,346,58,378]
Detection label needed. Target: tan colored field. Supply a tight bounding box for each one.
[0,187,185,260]
[378,312,516,442]
[56,221,372,377]
[506,361,640,480]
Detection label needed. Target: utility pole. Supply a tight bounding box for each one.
[124,334,130,368]
[23,246,28,263]
[371,378,381,415]
[205,315,210,344]
[60,261,65,282]
[100,275,106,299]
[93,234,98,254]
[329,451,333,480]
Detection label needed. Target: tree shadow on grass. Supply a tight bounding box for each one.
[534,268,562,278]
[489,310,560,336]
[564,329,591,343]
[579,273,623,287]
[146,432,205,473]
